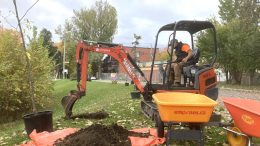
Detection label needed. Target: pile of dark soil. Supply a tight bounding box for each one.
[69,111,109,120]
[54,124,150,146]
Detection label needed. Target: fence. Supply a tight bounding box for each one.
[99,66,163,84]
[100,73,132,82]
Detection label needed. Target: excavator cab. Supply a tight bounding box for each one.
[148,20,218,97]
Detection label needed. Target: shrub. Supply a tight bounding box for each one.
[0,29,54,123]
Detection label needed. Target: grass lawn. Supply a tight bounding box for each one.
[2,80,258,145]
[0,80,153,146]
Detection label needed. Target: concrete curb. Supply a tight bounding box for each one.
[92,80,127,84]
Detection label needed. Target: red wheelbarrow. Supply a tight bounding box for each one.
[222,97,260,146]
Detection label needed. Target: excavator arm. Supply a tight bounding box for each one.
[61,40,148,118]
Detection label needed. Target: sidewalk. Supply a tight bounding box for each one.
[92,79,132,84]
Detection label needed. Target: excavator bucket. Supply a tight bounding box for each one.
[61,90,80,118]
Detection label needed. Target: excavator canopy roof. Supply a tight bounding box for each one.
[158,20,215,34]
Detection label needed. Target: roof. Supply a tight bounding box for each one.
[125,47,152,62]
[158,20,215,34]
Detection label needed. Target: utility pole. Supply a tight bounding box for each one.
[62,30,71,79]
[63,39,66,79]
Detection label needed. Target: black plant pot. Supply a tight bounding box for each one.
[131,91,141,99]
[23,110,53,135]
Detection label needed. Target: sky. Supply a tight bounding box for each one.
[0,0,220,47]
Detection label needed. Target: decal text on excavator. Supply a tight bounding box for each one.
[123,58,136,78]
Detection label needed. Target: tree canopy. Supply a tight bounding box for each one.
[197,0,260,84]
[39,28,62,78]
[73,0,118,42]
[56,0,118,78]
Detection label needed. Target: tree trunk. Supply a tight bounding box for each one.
[13,0,37,112]
[225,71,231,84]
[231,70,242,85]
[249,70,255,86]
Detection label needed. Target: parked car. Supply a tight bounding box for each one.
[90,76,97,80]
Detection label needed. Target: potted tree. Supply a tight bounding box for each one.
[13,0,53,135]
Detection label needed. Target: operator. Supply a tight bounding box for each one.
[170,39,193,86]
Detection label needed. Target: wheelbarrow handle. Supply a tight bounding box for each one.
[223,127,252,146]
[223,127,248,137]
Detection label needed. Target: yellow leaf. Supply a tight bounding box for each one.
[219,131,225,135]
[15,87,21,92]
[26,52,31,60]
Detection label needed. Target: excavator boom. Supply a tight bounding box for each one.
[61,40,147,118]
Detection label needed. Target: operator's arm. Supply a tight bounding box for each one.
[181,44,192,63]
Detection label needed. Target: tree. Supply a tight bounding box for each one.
[55,20,77,78]
[56,0,118,78]
[73,0,118,42]
[39,28,54,57]
[0,27,54,122]
[132,34,142,62]
[218,0,260,84]
[0,30,25,122]
[197,19,236,83]
[242,29,260,85]
[218,0,239,23]
[13,0,37,112]
[197,0,260,84]
[196,20,218,65]
[236,0,260,85]
[73,0,118,77]
[27,27,54,108]
[39,28,62,78]
[0,0,54,122]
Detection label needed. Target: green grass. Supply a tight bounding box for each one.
[0,80,153,146]
[0,80,259,145]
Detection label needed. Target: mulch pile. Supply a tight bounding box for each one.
[54,124,150,146]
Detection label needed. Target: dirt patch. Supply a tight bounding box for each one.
[54,124,150,146]
[69,111,109,120]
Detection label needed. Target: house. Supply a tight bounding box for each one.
[101,46,152,73]
[101,46,166,83]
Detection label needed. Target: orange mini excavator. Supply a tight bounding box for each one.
[61,20,219,137]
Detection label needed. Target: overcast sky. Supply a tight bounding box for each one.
[0,0,220,47]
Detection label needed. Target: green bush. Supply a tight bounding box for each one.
[0,30,54,123]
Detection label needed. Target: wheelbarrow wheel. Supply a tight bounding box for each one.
[156,114,164,138]
[227,127,247,146]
